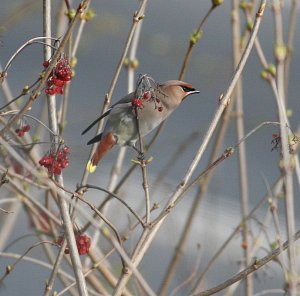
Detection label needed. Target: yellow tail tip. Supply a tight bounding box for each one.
[87,160,97,173]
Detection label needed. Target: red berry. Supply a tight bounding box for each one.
[53,78,65,87]
[84,236,91,248]
[57,68,71,80]
[39,155,53,167]
[18,130,25,137]
[47,78,54,87]
[143,91,151,100]
[62,146,70,155]
[57,151,64,160]
[45,88,56,95]
[57,87,64,94]
[78,237,85,245]
[241,241,248,250]
[56,233,90,255]
[158,106,163,112]
[79,246,87,255]
[60,159,69,169]
[57,236,70,254]
[75,234,91,255]
[155,98,160,103]
[43,60,50,68]
[131,98,143,108]
[22,124,30,132]
[62,75,72,82]
[56,236,64,246]
[53,167,61,175]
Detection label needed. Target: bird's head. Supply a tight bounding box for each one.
[158,80,200,108]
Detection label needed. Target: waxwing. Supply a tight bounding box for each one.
[82,76,199,173]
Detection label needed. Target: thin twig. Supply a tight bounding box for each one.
[0,37,59,77]
[192,229,300,296]
[0,241,57,284]
[43,1,88,295]
[272,1,298,292]
[0,252,100,296]
[284,0,298,99]
[179,3,221,80]
[134,105,151,224]
[0,1,88,138]
[112,2,267,295]
[232,1,252,293]
[76,184,145,226]
[80,0,148,184]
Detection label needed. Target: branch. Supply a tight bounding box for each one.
[193,229,300,296]
[0,1,88,138]
[112,1,268,295]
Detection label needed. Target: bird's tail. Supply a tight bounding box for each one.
[86,132,116,173]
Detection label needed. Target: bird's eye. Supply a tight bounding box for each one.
[181,86,195,92]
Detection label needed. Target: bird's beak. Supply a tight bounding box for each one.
[182,89,200,101]
[189,90,200,95]
[183,89,200,100]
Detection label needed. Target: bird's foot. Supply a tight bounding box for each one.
[137,152,145,161]
[131,145,145,161]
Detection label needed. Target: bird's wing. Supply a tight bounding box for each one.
[81,109,111,135]
[81,92,135,135]
[87,132,103,145]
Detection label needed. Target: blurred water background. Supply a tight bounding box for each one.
[0,1,300,295]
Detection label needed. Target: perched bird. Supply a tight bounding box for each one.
[82,78,199,173]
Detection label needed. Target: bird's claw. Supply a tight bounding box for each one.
[137,152,145,161]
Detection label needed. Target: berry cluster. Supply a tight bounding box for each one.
[131,89,164,112]
[15,124,30,137]
[39,146,69,175]
[43,55,72,95]
[56,233,91,255]
[131,98,143,108]
[154,97,163,112]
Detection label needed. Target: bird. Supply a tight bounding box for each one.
[82,77,199,173]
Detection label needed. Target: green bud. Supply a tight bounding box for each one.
[270,241,278,250]
[286,109,293,118]
[190,30,202,45]
[130,58,139,69]
[239,0,248,10]
[32,135,39,143]
[240,35,245,49]
[84,8,96,21]
[23,85,29,94]
[212,0,224,6]
[247,21,254,31]
[124,58,129,68]
[66,9,76,20]
[260,69,269,80]
[267,63,276,77]
[224,147,234,157]
[124,58,139,69]
[6,265,13,273]
[102,226,110,237]
[23,182,29,191]
[153,202,160,209]
[70,56,77,68]
[274,43,287,62]
[240,1,253,10]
